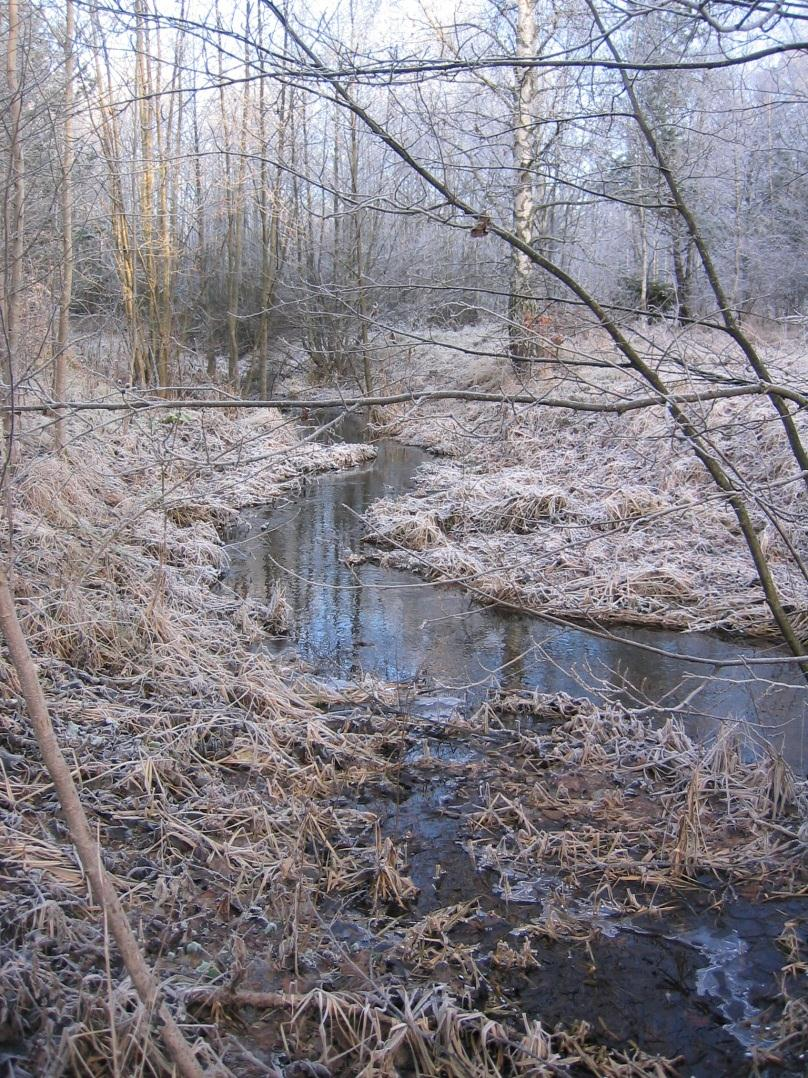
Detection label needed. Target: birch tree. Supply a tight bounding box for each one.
[508,0,539,362]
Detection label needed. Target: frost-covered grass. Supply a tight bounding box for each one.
[366,322,808,637]
[1,359,806,1075]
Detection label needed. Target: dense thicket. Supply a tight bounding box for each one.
[2,0,808,394]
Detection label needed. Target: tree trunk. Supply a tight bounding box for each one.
[669,215,692,323]
[135,4,159,384]
[192,100,216,379]
[255,7,288,398]
[90,13,146,383]
[218,24,250,389]
[3,0,24,437]
[54,0,74,451]
[349,106,372,394]
[509,0,538,365]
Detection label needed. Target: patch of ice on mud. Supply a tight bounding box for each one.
[678,924,769,1050]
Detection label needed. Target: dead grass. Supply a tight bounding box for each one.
[365,324,808,637]
[0,402,710,1077]
[0,406,386,1075]
[465,692,808,905]
[3,335,807,1074]
[190,982,682,1077]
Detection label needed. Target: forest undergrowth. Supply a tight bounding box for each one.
[0,353,806,1076]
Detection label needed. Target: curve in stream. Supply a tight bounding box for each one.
[224,422,807,1075]
[226,427,807,772]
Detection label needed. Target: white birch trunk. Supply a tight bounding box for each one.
[509,0,538,364]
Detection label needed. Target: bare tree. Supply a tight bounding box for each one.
[53,0,74,450]
[2,0,24,418]
[89,8,147,383]
[251,2,290,396]
[509,0,540,362]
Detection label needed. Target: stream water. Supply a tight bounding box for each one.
[227,422,807,773]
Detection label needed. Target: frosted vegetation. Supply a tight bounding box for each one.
[1,0,808,1074]
[367,324,808,638]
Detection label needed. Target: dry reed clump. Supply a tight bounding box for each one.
[52,980,218,1077]
[761,920,808,1065]
[597,487,670,529]
[364,503,447,552]
[366,467,574,543]
[446,472,572,535]
[187,981,680,1078]
[265,983,680,1078]
[465,692,808,907]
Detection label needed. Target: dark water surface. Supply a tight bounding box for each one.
[227,429,807,771]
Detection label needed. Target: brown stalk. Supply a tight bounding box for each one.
[0,564,205,1078]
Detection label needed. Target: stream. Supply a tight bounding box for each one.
[224,421,807,1075]
[227,421,807,773]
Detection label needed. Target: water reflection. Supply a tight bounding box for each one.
[227,439,807,772]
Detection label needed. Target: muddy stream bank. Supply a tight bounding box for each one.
[224,420,807,1076]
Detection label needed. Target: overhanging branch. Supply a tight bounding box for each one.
[3,381,806,415]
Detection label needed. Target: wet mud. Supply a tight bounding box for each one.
[209,690,805,1075]
[354,702,800,1076]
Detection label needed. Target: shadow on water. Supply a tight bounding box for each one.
[227,419,807,772]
